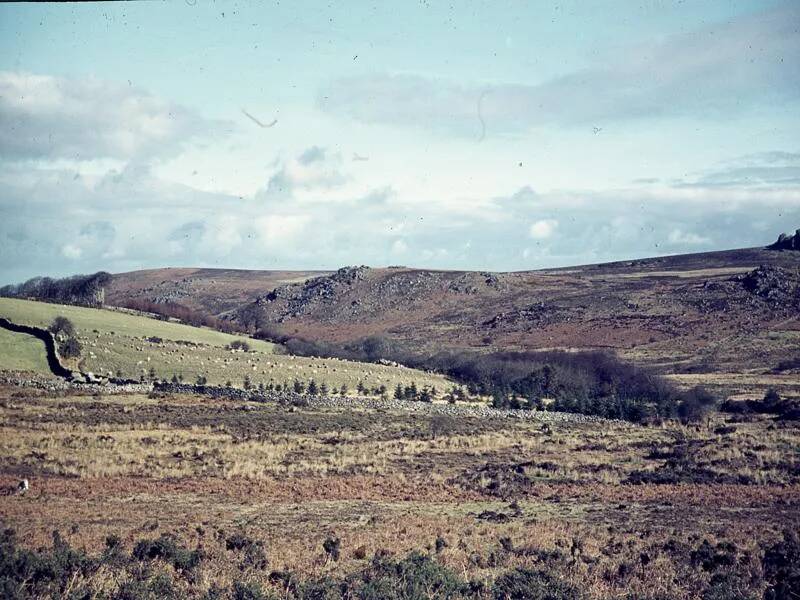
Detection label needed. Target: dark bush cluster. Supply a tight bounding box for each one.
[253,331,703,422]
[227,340,251,352]
[225,533,268,571]
[132,533,204,572]
[1,271,111,307]
[721,389,800,421]
[48,316,83,359]
[0,529,95,599]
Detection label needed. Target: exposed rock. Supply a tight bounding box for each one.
[243,266,511,328]
[768,229,800,251]
[737,265,800,305]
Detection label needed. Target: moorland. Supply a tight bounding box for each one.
[0,237,798,599]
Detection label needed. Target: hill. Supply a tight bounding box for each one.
[0,298,451,392]
[103,243,800,398]
[106,267,328,315]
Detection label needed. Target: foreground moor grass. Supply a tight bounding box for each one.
[0,385,798,599]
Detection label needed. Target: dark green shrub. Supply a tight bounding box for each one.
[228,340,251,352]
[59,336,82,358]
[322,536,341,562]
[114,579,153,600]
[232,580,269,600]
[148,573,181,599]
[0,529,97,598]
[132,533,202,573]
[202,584,228,600]
[226,533,268,570]
[49,316,76,338]
[702,573,757,600]
[764,388,781,405]
[492,568,583,600]
[354,552,467,599]
[298,577,342,600]
[101,533,127,566]
[678,387,717,423]
[762,529,800,600]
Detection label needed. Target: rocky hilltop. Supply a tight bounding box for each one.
[246,266,506,324]
[769,229,800,251]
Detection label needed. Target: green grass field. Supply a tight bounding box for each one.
[0,298,451,393]
[0,297,277,352]
[0,327,52,374]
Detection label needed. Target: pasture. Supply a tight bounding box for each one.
[0,298,451,392]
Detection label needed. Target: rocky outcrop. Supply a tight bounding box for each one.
[241,266,509,328]
[768,229,800,251]
[737,265,800,305]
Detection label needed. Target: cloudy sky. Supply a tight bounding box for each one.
[1,1,799,281]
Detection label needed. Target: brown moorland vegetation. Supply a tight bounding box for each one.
[1,384,798,599]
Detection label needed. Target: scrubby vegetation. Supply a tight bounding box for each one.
[48,316,82,359]
[120,297,242,334]
[253,331,713,422]
[0,383,798,599]
[721,388,800,421]
[1,525,798,599]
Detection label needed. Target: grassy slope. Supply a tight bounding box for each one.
[0,297,277,351]
[0,298,451,391]
[0,327,51,374]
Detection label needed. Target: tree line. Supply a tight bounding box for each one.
[252,328,714,423]
[0,272,111,307]
[119,298,242,334]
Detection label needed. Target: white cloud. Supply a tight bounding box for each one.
[318,4,799,135]
[529,219,558,240]
[391,238,408,254]
[261,146,347,199]
[667,229,712,246]
[60,244,82,259]
[0,71,226,161]
[256,214,310,248]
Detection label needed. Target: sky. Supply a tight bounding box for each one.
[0,0,799,282]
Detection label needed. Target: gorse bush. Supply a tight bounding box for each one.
[58,336,82,359]
[3,527,794,600]
[132,533,203,573]
[491,568,584,600]
[762,529,800,600]
[228,340,251,352]
[226,533,268,571]
[0,529,95,599]
[48,316,75,338]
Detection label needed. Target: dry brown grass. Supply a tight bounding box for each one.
[1,385,798,599]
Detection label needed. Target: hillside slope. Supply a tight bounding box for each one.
[107,246,800,376]
[107,268,328,315]
[0,298,450,392]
